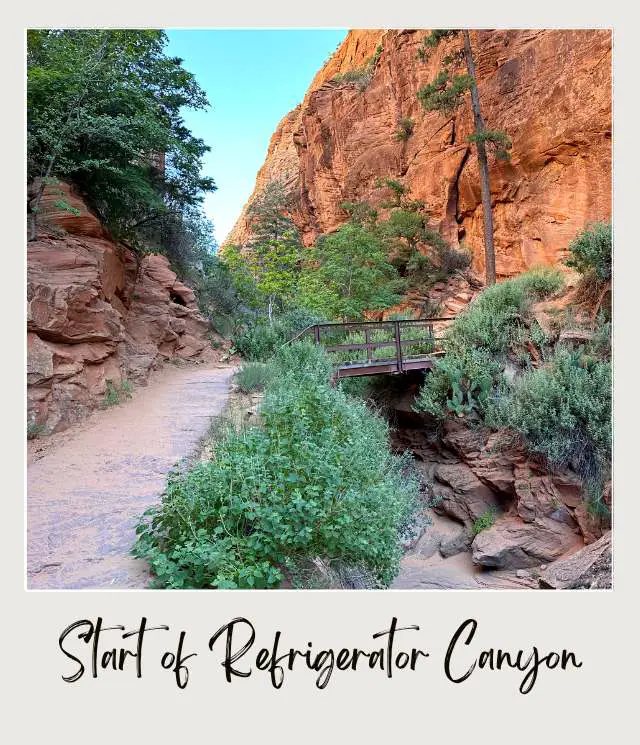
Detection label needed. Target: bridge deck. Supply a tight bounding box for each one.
[299,318,453,379]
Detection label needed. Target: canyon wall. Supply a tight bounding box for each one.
[27,183,216,434]
[226,29,611,279]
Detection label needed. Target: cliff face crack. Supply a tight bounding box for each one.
[447,146,472,234]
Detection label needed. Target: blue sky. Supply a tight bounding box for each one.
[165,29,347,245]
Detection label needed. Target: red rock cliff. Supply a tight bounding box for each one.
[226,29,611,278]
[27,182,216,434]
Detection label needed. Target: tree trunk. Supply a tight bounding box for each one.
[463,30,496,286]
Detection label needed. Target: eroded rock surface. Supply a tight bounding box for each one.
[27,183,217,434]
[539,531,612,589]
[471,516,583,569]
[391,417,611,582]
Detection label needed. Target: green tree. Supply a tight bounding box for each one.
[417,30,512,286]
[250,238,301,319]
[220,244,263,310]
[381,209,425,253]
[298,222,404,320]
[246,180,298,245]
[27,29,214,241]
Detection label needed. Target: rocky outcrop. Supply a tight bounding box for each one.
[392,418,610,576]
[227,29,611,280]
[539,531,612,589]
[433,462,501,527]
[27,183,216,434]
[472,516,582,569]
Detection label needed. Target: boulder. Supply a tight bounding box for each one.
[539,531,611,589]
[439,527,474,558]
[472,516,583,569]
[433,462,502,527]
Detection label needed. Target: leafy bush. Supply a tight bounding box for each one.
[133,342,419,588]
[103,379,133,407]
[27,30,214,242]
[27,422,46,440]
[298,222,404,321]
[565,222,612,282]
[332,68,374,91]
[415,346,499,419]
[331,45,382,92]
[472,508,497,535]
[395,117,415,141]
[234,362,275,393]
[446,267,563,355]
[232,307,325,361]
[414,268,564,419]
[486,348,611,504]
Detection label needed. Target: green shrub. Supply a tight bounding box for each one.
[395,117,415,141]
[133,342,419,588]
[232,307,324,361]
[414,268,563,419]
[486,347,611,504]
[472,508,497,535]
[448,266,563,354]
[234,362,275,393]
[415,347,499,419]
[332,45,382,92]
[565,222,612,282]
[332,68,373,91]
[27,422,45,440]
[103,379,133,407]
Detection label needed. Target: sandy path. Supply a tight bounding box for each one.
[27,362,235,590]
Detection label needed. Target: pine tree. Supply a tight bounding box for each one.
[417,30,511,286]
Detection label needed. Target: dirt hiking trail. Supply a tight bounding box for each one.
[27,362,235,589]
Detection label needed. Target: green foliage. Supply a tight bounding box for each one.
[417,30,459,61]
[418,70,474,114]
[370,44,384,68]
[486,347,611,506]
[27,422,46,440]
[467,130,512,160]
[340,200,379,226]
[246,180,298,246]
[232,307,325,361]
[395,117,415,142]
[27,30,214,241]
[447,267,563,355]
[383,209,424,250]
[416,346,499,419]
[472,509,497,535]
[414,268,564,419]
[234,362,275,393]
[375,177,407,208]
[133,342,419,588]
[220,180,303,317]
[565,222,612,283]
[298,222,404,321]
[332,68,373,91]
[331,44,382,92]
[103,379,133,407]
[52,199,81,215]
[380,209,470,289]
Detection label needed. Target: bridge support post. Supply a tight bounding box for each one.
[394,320,403,373]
